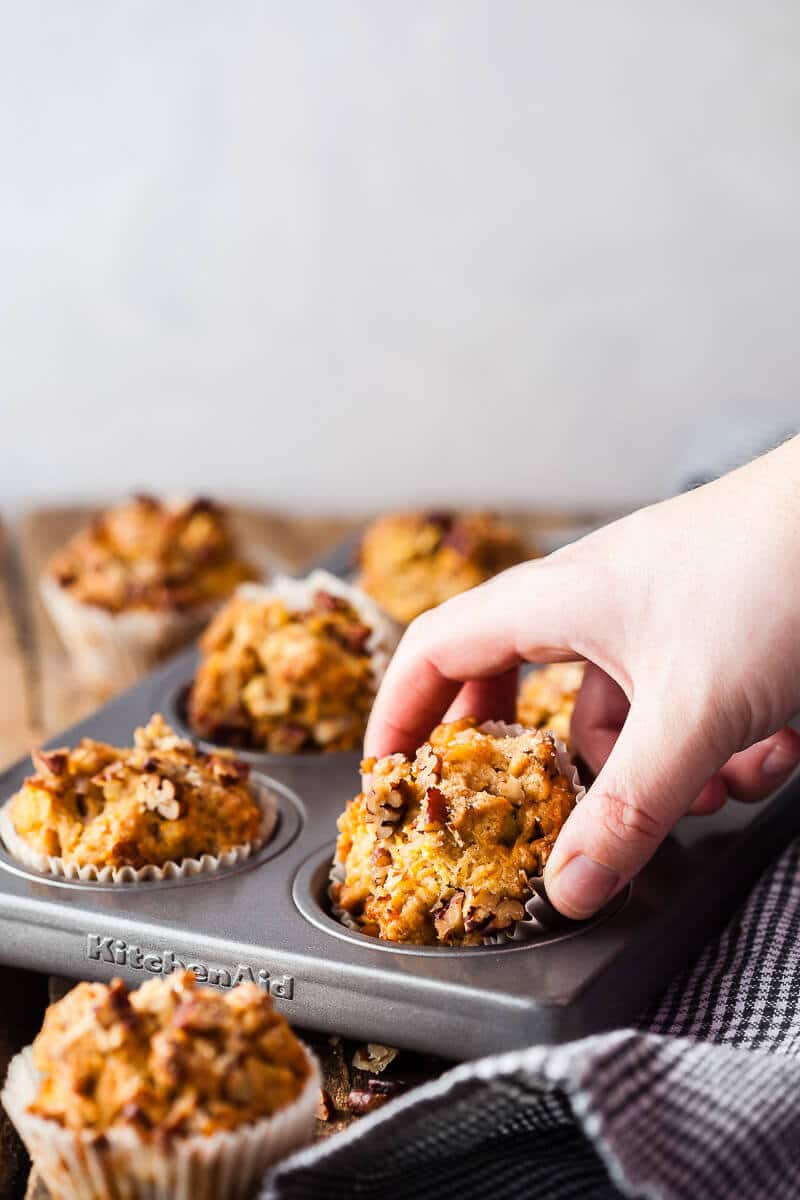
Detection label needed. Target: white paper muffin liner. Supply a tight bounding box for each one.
[0,778,277,884]
[236,569,400,690]
[41,575,220,693]
[329,722,586,946]
[2,1041,320,1200]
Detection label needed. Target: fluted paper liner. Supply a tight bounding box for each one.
[2,1042,320,1200]
[0,778,277,885]
[41,575,222,694]
[329,721,586,946]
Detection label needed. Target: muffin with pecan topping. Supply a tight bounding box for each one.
[517,662,586,746]
[188,571,396,754]
[0,714,272,881]
[358,510,530,624]
[42,495,259,691]
[332,718,581,945]
[1,971,319,1200]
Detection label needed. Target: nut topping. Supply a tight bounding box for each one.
[480,898,526,933]
[137,774,180,820]
[31,748,69,781]
[334,718,579,946]
[418,786,447,829]
[433,891,465,941]
[414,743,441,789]
[347,1088,389,1116]
[365,780,409,839]
[351,1042,398,1073]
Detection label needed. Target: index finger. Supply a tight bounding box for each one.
[364,560,583,757]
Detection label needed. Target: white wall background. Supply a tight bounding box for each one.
[1,1,798,513]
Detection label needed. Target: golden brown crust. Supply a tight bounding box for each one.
[6,716,262,870]
[46,495,257,614]
[358,510,529,624]
[516,662,585,745]
[333,719,579,945]
[28,972,310,1137]
[188,589,378,753]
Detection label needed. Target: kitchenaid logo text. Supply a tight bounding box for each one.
[86,935,294,998]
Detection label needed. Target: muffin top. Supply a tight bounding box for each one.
[5,715,263,870]
[517,662,586,745]
[358,510,528,623]
[46,495,257,613]
[28,971,311,1137]
[333,719,579,945]
[188,576,391,754]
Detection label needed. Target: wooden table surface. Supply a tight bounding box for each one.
[0,504,611,1199]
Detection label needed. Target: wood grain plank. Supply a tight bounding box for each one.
[0,523,34,770]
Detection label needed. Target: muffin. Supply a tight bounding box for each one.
[0,714,273,882]
[517,662,586,745]
[332,718,583,946]
[42,495,259,691]
[358,510,529,624]
[188,571,397,754]
[2,971,320,1200]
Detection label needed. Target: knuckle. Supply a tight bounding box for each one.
[598,792,664,848]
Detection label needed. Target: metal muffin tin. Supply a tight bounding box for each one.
[0,535,798,1060]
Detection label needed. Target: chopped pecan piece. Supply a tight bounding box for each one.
[414,743,441,789]
[137,775,180,820]
[347,1088,389,1116]
[207,754,250,785]
[31,748,69,781]
[351,1043,398,1073]
[441,523,474,556]
[366,1077,407,1098]
[365,780,409,839]
[110,839,142,866]
[418,786,447,829]
[313,590,348,613]
[422,510,454,532]
[480,898,526,933]
[336,623,372,655]
[316,1088,334,1121]
[433,891,465,940]
[368,845,393,884]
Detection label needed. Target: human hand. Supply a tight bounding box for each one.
[364,437,800,918]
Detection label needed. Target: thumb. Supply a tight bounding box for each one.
[544,699,725,919]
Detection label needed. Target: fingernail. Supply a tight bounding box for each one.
[762,745,800,778]
[548,855,619,918]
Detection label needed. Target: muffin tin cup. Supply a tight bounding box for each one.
[163,681,364,772]
[2,1042,321,1200]
[0,779,279,885]
[329,723,587,947]
[40,576,219,693]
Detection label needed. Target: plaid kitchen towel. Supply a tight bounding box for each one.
[263,836,800,1200]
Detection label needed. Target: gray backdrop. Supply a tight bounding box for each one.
[2,2,798,511]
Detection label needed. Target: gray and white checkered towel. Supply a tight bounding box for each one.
[263,837,800,1200]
